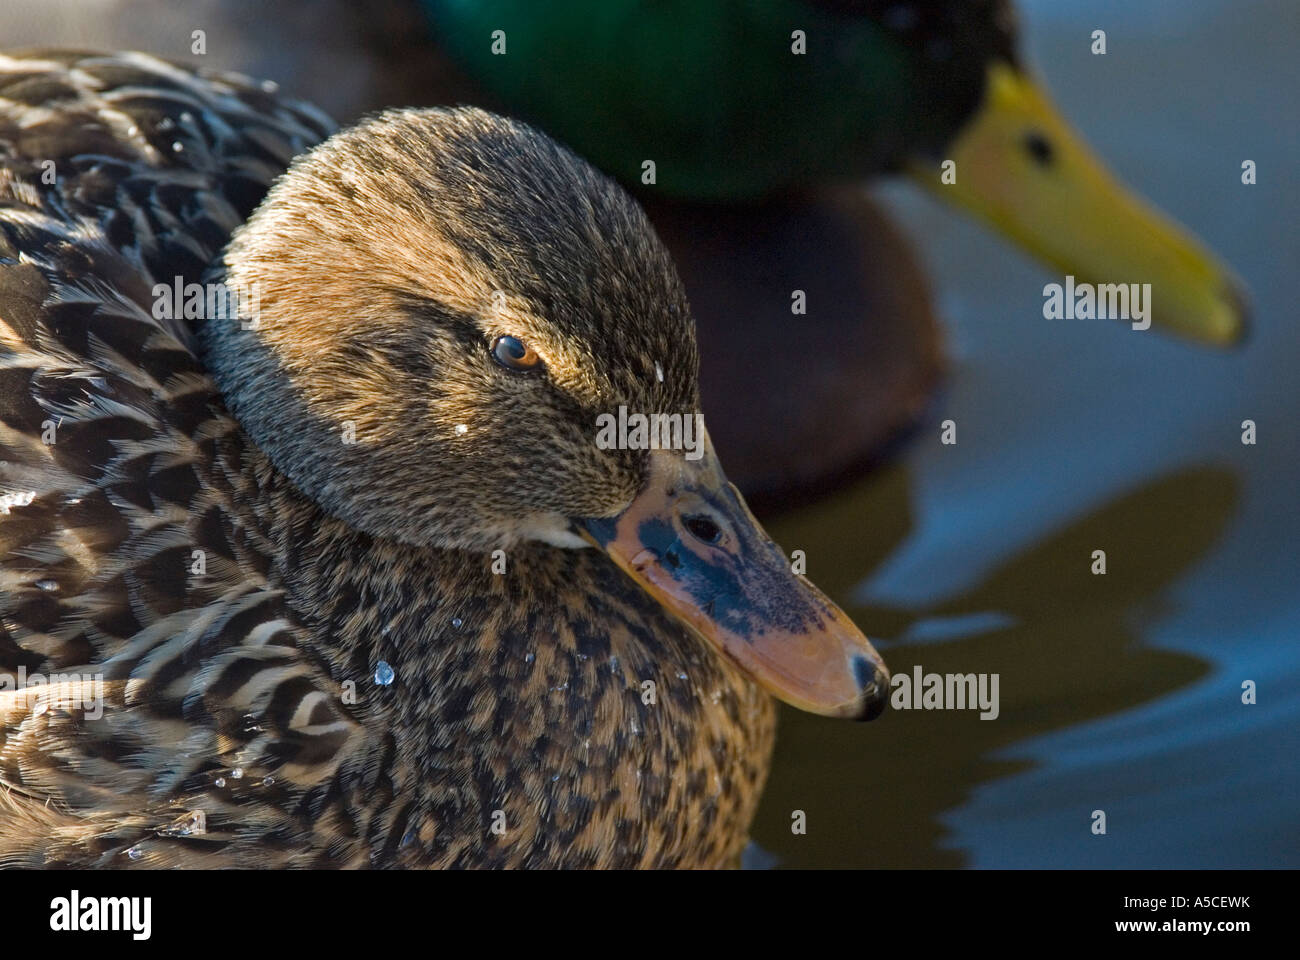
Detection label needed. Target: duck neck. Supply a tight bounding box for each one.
[248,458,776,866]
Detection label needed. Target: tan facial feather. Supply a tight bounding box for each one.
[204,106,696,550]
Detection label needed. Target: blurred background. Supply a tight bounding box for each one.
[5,0,1295,867]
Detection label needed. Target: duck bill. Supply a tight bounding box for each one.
[910,62,1249,347]
[576,437,888,720]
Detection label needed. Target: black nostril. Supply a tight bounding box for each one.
[1023,129,1054,166]
[682,513,723,545]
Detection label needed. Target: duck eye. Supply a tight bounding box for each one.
[491,334,541,371]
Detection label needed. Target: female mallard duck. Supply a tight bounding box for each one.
[421,0,1249,346]
[0,51,887,868]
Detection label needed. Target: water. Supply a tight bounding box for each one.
[161,810,207,837]
[749,0,1299,868]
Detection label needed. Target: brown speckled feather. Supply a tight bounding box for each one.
[0,51,775,868]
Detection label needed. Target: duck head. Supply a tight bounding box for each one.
[202,106,888,720]
[424,0,1248,345]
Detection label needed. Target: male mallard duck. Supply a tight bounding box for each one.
[421,0,1249,345]
[0,51,887,868]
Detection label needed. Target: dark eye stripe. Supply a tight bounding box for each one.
[491,334,542,371]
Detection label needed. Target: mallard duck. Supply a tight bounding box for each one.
[0,3,944,512]
[421,0,1249,345]
[0,50,888,868]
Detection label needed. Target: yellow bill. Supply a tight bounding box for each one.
[912,62,1249,347]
